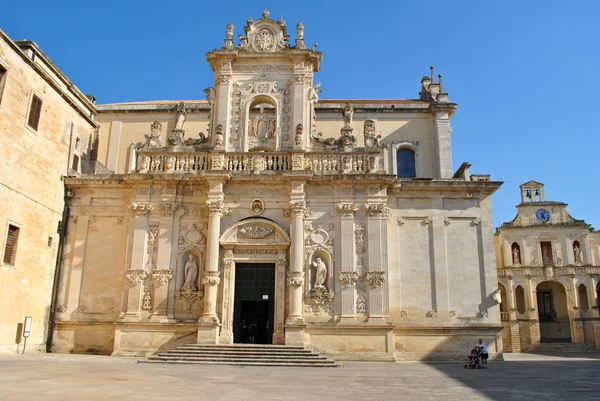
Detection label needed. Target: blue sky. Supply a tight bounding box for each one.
[2,0,598,229]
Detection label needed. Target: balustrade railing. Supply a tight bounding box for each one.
[500,312,510,321]
[135,150,382,175]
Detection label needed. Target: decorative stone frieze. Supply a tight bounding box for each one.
[159,203,182,217]
[128,203,153,217]
[206,200,231,216]
[335,203,359,218]
[151,269,173,286]
[240,226,274,239]
[202,271,221,286]
[142,288,153,311]
[338,271,359,288]
[365,271,385,287]
[147,223,159,253]
[125,270,147,284]
[364,203,391,219]
[354,224,366,253]
[287,271,304,287]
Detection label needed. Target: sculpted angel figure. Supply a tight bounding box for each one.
[308,82,321,104]
[512,247,521,265]
[182,255,198,291]
[313,257,327,289]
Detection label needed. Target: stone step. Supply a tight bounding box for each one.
[158,350,322,358]
[179,344,307,351]
[140,359,341,367]
[138,343,342,367]
[531,343,598,353]
[170,348,316,355]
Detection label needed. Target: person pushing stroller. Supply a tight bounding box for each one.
[464,338,489,369]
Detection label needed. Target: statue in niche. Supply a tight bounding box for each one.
[573,244,582,263]
[182,255,198,291]
[342,102,354,129]
[295,124,303,147]
[312,257,327,290]
[512,247,521,265]
[174,102,186,131]
[249,106,276,139]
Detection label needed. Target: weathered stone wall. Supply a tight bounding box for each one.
[0,33,96,353]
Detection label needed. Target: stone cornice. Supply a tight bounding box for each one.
[391,179,502,194]
[497,222,590,231]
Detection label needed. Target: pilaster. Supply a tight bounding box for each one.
[364,203,391,322]
[336,203,359,323]
[432,111,453,179]
[218,250,234,344]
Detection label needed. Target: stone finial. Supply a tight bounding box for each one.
[430,66,435,83]
[247,15,254,25]
[297,22,304,40]
[262,6,270,19]
[279,15,285,26]
[438,74,444,93]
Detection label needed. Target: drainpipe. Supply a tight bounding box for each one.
[46,122,74,352]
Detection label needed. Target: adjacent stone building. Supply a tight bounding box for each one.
[496,181,600,352]
[50,10,503,361]
[0,29,97,353]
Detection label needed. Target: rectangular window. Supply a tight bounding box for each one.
[27,94,43,131]
[72,154,79,172]
[75,137,81,152]
[3,224,20,265]
[0,64,7,105]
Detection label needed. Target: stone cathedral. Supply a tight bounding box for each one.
[53,10,503,360]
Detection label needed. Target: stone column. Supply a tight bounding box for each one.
[569,274,585,344]
[587,276,600,349]
[524,277,540,349]
[336,203,359,323]
[218,250,235,344]
[364,203,391,322]
[287,201,308,323]
[506,278,522,352]
[200,200,227,323]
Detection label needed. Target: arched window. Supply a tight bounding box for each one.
[515,285,526,314]
[396,148,416,178]
[578,284,589,313]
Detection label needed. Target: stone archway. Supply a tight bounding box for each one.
[218,218,290,344]
[536,280,571,343]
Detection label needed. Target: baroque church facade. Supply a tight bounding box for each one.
[496,182,600,352]
[47,10,504,360]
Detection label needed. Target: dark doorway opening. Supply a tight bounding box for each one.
[233,263,275,344]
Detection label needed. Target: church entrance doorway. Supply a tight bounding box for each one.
[233,263,275,344]
[537,281,571,343]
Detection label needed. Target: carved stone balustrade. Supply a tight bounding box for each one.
[498,266,600,278]
[136,149,383,175]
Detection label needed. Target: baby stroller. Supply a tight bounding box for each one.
[464,347,484,369]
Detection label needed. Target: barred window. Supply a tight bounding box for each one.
[27,94,43,131]
[3,224,20,265]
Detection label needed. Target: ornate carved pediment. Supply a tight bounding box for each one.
[238,9,289,53]
[220,218,291,246]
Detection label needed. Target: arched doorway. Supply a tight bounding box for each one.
[219,217,291,345]
[536,281,571,343]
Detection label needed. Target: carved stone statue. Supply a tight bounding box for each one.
[297,22,304,40]
[313,257,327,290]
[250,107,276,139]
[574,244,582,263]
[308,82,321,104]
[137,121,162,149]
[182,255,198,291]
[204,87,216,108]
[215,124,224,147]
[512,247,521,265]
[342,103,354,129]
[173,102,186,131]
[226,22,234,40]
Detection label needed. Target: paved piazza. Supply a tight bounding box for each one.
[1,353,599,400]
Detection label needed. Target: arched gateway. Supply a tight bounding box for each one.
[218,218,290,344]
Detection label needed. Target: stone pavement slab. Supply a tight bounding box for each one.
[0,353,599,401]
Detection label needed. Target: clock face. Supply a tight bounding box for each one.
[536,209,550,222]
